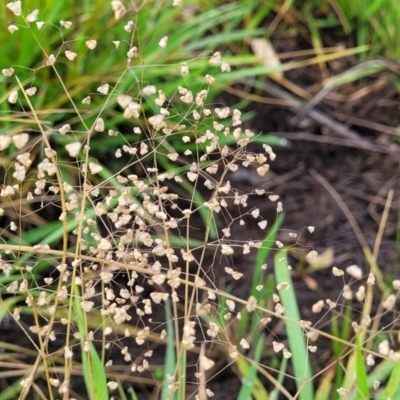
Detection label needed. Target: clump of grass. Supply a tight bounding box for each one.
[1,2,400,400]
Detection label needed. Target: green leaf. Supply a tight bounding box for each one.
[237,334,269,400]
[0,379,23,400]
[0,296,23,325]
[383,360,400,399]
[74,286,109,400]
[354,341,369,399]
[314,367,335,400]
[238,213,284,340]
[274,250,314,399]
[161,300,176,400]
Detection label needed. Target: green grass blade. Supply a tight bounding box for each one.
[354,341,369,399]
[274,250,314,399]
[366,359,396,388]
[161,299,176,400]
[270,356,288,400]
[185,28,266,51]
[331,302,352,393]
[238,213,284,340]
[117,379,128,400]
[73,286,109,400]
[127,387,140,400]
[177,348,187,400]
[159,235,205,249]
[0,379,22,400]
[341,349,357,396]
[383,360,400,399]
[237,333,268,400]
[314,368,335,400]
[88,342,110,400]
[347,358,397,400]
[252,213,285,295]
[0,297,23,323]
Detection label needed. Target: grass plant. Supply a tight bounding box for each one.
[1,1,400,400]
